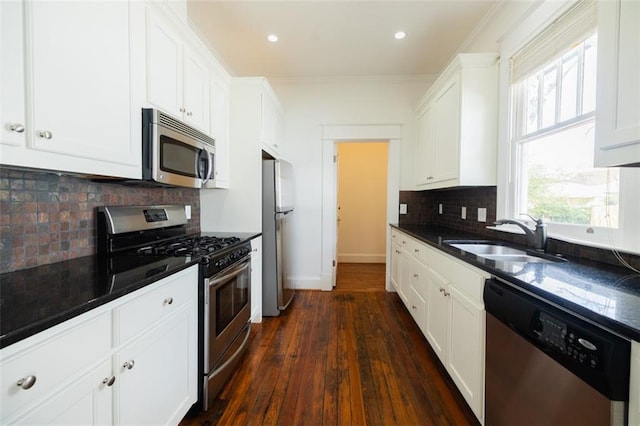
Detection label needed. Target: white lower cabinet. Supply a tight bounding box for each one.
[390,227,489,423]
[251,236,263,322]
[0,265,198,425]
[630,340,640,426]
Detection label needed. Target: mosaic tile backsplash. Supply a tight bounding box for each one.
[399,187,640,270]
[0,169,200,273]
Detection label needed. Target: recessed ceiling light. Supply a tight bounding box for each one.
[394,31,406,40]
[267,34,279,43]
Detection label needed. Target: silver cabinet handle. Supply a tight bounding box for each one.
[37,130,52,139]
[8,123,25,133]
[427,176,434,180]
[439,288,445,293]
[179,107,186,113]
[443,291,450,297]
[186,111,193,117]
[102,376,116,386]
[413,274,418,278]
[163,297,173,305]
[17,375,36,390]
[411,305,417,310]
[123,360,135,370]
[414,249,419,253]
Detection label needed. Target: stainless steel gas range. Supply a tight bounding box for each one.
[97,205,253,411]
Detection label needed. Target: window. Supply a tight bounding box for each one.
[500,0,639,254]
[513,33,620,229]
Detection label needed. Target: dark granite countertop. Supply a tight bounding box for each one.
[0,232,261,349]
[392,224,640,342]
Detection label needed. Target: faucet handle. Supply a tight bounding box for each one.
[520,213,545,225]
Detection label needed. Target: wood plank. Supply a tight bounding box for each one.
[181,264,478,426]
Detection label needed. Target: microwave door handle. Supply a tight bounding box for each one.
[201,150,214,185]
[198,149,213,185]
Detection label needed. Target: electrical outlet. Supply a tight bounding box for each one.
[439,204,443,214]
[478,207,487,222]
[399,204,408,215]
[185,205,191,220]
[461,206,467,220]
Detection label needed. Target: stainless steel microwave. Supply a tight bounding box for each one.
[142,108,216,188]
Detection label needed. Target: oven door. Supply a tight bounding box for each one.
[204,257,251,373]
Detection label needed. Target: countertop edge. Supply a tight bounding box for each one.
[391,224,640,342]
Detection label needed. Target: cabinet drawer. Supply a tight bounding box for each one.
[431,249,489,303]
[0,310,111,422]
[114,266,197,345]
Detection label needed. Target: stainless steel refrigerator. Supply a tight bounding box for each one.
[262,158,295,316]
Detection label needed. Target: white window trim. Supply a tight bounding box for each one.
[496,0,640,255]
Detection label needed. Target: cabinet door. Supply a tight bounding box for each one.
[183,47,210,132]
[398,248,412,305]
[15,360,112,425]
[433,76,460,183]
[211,76,229,187]
[115,304,197,426]
[1,0,26,148]
[416,103,435,185]
[28,1,135,165]
[250,236,263,322]
[390,244,402,292]
[425,268,449,363]
[448,284,484,421]
[594,0,640,166]
[146,5,183,118]
[409,260,428,335]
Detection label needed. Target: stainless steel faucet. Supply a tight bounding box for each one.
[494,215,547,251]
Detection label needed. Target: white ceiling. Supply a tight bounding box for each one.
[187,1,499,79]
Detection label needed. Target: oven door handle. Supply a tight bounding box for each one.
[208,258,250,290]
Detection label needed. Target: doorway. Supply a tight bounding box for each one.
[335,142,388,291]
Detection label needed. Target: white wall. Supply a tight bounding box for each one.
[269,77,432,289]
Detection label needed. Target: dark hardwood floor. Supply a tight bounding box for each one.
[181,264,477,426]
[335,263,386,292]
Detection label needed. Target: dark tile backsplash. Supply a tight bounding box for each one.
[0,169,200,273]
[399,187,640,270]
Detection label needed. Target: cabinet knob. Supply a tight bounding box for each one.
[427,176,434,180]
[443,291,450,297]
[413,274,418,278]
[8,123,25,133]
[123,360,135,370]
[411,305,417,310]
[186,111,193,117]
[163,297,174,305]
[37,130,53,139]
[179,107,186,113]
[414,249,419,253]
[439,287,445,293]
[16,375,37,390]
[102,376,116,387]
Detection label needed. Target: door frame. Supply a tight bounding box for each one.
[321,124,402,291]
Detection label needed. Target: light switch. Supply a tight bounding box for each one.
[478,207,487,222]
[461,206,467,220]
[399,204,408,215]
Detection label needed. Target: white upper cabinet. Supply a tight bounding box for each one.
[594,0,640,167]
[210,72,230,188]
[260,82,285,157]
[415,53,498,189]
[146,3,210,134]
[0,0,144,179]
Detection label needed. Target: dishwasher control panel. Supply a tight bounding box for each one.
[535,311,602,370]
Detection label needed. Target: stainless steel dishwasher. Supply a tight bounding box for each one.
[484,278,630,426]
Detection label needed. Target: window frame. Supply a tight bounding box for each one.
[496,0,640,255]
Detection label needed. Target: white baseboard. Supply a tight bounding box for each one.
[287,276,324,291]
[337,254,386,263]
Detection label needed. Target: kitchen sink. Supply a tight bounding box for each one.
[445,241,559,263]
